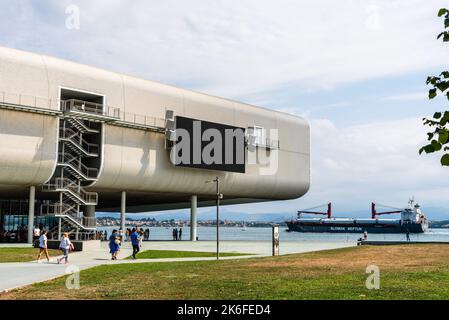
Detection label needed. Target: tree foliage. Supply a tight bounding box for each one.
[420,8,449,166]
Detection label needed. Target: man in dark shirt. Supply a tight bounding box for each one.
[130,228,140,259]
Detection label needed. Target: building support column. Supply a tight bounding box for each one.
[120,191,126,233]
[27,186,35,245]
[58,217,62,240]
[190,195,198,241]
[84,205,96,228]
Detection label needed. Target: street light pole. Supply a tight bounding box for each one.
[206,177,222,260]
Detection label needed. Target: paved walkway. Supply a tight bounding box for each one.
[0,240,356,293]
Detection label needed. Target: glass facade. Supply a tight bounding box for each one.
[0,200,58,243]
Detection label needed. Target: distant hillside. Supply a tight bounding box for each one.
[429,221,449,229]
[96,206,449,223]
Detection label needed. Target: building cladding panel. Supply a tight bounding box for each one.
[0,46,310,211]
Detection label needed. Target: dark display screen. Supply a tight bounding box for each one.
[173,116,246,173]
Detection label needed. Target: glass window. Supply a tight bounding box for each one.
[254,126,266,146]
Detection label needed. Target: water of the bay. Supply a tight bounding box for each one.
[97,226,449,242]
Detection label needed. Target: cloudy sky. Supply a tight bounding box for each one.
[1,0,448,216]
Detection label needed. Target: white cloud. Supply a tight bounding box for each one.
[305,117,449,209]
[383,92,427,101]
[0,0,447,100]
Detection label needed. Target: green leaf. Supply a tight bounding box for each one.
[439,129,449,144]
[431,140,442,151]
[434,112,442,119]
[442,71,449,79]
[429,88,437,99]
[436,81,449,92]
[446,18,449,29]
[438,8,448,17]
[427,132,434,141]
[441,154,449,166]
[423,144,436,154]
[437,32,449,41]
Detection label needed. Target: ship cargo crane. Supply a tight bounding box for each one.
[298,203,332,219]
[371,203,402,219]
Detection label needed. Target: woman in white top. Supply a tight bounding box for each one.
[57,233,74,264]
[37,230,50,263]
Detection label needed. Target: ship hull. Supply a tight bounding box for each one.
[286,221,426,234]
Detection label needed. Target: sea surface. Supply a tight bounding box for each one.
[97,226,449,242]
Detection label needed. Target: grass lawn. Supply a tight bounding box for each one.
[3,244,449,300]
[0,247,63,263]
[127,250,252,260]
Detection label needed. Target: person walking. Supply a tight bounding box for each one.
[109,229,120,260]
[33,225,41,246]
[172,228,177,241]
[178,228,183,241]
[37,230,50,263]
[406,229,411,242]
[130,228,140,259]
[57,233,74,264]
[139,228,144,248]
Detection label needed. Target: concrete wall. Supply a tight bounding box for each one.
[0,109,58,187]
[0,46,310,207]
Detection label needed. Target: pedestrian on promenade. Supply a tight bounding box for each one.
[130,228,140,259]
[406,229,411,242]
[139,228,144,247]
[33,225,41,246]
[173,228,178,241]
[37,230,50,263]
[178,228,183,241]
[109,229,120,260]
[57,233,74,264]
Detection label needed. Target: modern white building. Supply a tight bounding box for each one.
[0,46,310,243]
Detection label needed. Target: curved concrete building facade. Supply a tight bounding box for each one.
[0,46,310,242]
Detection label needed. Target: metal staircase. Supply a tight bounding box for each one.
[42,99,108,240]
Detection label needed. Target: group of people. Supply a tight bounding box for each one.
[108,228,144,260]
[172,228,183,241]
[35,228,75,264]
[0,226,28,243]
[124,228,150,242]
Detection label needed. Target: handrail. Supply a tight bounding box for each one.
[60,127,99,155]
[59,153,99,178]
[121,111,166,128]
[0,91,166,130]
[43,178,98,204]
[0,91,61,110]
[41,203,78,217]
[66,117,99,133]
[62,99,120,119]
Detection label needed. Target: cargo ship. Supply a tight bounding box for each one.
[286,199,428,234]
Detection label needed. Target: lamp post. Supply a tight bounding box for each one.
[206,177,223,260]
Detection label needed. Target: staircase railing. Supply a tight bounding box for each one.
[66,117,99,133]
[60,127,99,155]
[58,153,99,179]
[43,178,98,205]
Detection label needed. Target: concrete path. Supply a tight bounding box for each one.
[0,240,356,293]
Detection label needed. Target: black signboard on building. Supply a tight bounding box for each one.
[172,116,246,173]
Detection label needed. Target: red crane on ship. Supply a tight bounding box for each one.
[297,203,332,219]
[371,203,402,219]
